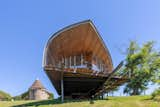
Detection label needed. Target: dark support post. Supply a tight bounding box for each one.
[102,93,104,100]
[61,63,64,103]
[61,74,64,102]
[106,92,108,99]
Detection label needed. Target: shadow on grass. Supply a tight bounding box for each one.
[12,98,103,107]
[141,96,153,101]
[140,96,160,102]
[142,98,152,101]
[12,99,61,107]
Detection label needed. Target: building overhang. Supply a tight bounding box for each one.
[43,20,113,73]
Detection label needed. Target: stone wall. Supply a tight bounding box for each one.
[29,89,49,100]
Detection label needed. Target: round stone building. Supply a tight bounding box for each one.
[29,79,50,100]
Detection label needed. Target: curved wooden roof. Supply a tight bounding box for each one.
[43,20,113,73]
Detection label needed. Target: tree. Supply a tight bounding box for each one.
[123,41,160,95]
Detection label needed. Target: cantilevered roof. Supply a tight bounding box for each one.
[43,20,113,73]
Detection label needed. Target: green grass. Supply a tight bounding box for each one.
[0,96,159,107]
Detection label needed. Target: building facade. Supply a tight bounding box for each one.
[29,79,50,100]
[42,20,126,99]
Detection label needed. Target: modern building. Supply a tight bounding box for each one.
[43,20,127,99]
[28,79,50,100]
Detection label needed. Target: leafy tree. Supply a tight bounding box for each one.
[123,41,160,95]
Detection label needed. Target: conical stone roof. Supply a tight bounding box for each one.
[30,79,45,90]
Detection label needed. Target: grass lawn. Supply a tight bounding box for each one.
[0,96,159,107]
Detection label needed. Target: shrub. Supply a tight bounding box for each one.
[151,88,160,101]
[13,91,29,100]
[49,93,54,99]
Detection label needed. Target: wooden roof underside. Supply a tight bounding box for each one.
[43,20,113,73]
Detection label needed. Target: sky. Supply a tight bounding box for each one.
[0,0,160,98]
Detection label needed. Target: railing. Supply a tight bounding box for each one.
[44,61,111,77]
[94,61,130,97]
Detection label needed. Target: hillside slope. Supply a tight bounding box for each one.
[0,96,159,107]
[0,90,11,101]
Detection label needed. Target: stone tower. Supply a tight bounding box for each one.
[29,79,50,100]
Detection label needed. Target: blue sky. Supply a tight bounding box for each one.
[0,0,160,98]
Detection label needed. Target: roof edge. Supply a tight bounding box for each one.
[42,20,113,70]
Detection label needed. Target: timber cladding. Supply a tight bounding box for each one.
[42,20,114,98]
